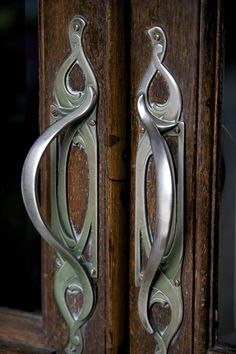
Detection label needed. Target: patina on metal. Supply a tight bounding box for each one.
[21,16,98,354]
[135,26,184,353]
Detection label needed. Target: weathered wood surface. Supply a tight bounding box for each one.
[39,1,129,353]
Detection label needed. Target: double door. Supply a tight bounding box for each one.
[0,1,233,354]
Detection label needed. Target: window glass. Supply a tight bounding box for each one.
[0,0,41,312]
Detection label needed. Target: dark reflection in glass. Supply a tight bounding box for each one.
[0,0,41,312]
[218,1,236,347]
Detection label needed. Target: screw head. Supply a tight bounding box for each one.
[51,109,58,118]
[90,120,96,126]
[139,272,144,281]
[140,127,145,133]
[91,268,96,276]
[174,279,181,287]
[73,23,80,32]
[153,33,160,41]
[74,335,81,344]
[70,345,77,352]
[56,258,63,268]
[175,126,180,134]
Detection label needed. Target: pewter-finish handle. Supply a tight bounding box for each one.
[135,26,184,354]
[21,87,96,285]
[21,16,98,354]
[137,94,176,334]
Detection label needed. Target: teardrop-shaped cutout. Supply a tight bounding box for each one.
[148,71,169,105]
[150,300,171,334]
[67,62,85,93]
[65,285,84,321]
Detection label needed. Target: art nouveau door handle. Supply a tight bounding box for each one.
[21,16,98,354]
[135,26,184,353]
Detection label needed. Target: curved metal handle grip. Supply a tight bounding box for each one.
[21,88,96,296]
[135,26,184,353]
[137,94,176,334]
[21,16,98,354]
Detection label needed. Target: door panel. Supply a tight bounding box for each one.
[130,0,199,352]
[39,0,129,353]
[0,0,233,353]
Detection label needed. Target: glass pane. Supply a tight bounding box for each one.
[0,0,41,312]
[218,1,236,347]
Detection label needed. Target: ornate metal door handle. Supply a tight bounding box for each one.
[21,16,98,354]
[135,26,184,353]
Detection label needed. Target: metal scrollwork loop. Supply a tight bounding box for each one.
[21,16,98,354]
[135,26,184,353]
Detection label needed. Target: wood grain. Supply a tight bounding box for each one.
[0,309,54,353]
[193,0,221,352]
[106,1,129,352]
[207,348,236,354]
[68,146,89,235]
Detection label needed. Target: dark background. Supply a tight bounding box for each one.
[0,0,41,312]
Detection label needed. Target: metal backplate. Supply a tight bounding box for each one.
[51,16,98,354]
[21,16,98,354]
[135,26,184,353]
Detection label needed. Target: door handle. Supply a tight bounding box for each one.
[135,26,184,353]
[21,16,98,354]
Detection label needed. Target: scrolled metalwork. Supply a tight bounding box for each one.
[21,16,98,354]
[135,26,184,353]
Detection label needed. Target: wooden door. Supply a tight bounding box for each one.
[0,0,235,353]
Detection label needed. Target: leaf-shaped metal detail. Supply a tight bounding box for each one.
[21,16,98,354]
[135,26,184,353]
